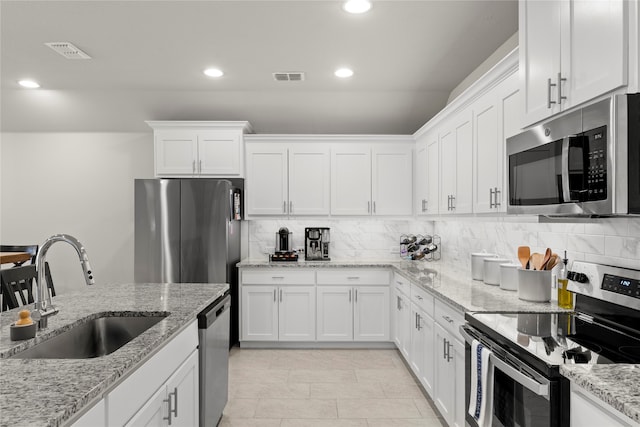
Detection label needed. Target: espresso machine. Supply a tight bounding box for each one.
[305,227,330,261]
[270,227,298,262]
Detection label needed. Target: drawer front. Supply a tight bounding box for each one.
[316,269,390,286]
[410,284,434,317]
[434,299,464,339]
[242,269,315,285]
[392,272,410,295]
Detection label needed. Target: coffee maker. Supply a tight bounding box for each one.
[270,227,298,262]
[305,227,330,261]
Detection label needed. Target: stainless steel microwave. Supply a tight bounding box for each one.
[507,94,640,216]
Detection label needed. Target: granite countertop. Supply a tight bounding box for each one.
[0,282,228,427]
[239,258,640,423]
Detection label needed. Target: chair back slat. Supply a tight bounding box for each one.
[0,263,55,311]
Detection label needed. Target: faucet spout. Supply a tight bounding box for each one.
[34,234,95,328]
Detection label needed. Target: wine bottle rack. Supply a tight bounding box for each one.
[399,234,441,261]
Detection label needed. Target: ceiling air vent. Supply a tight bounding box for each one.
[273,72,305,82]
[45,42,91,59]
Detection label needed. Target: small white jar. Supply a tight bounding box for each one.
[471,253,497,281]
[483,258,511,285]
[499,263,520,291]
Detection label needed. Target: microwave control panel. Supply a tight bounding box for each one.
[585,125,607,201]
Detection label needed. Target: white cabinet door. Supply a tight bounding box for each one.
[439,127,456,215]
[392,288,402,349]
[415,141,428,215]
[289,146,331,215]
[353,286,389,341]
[419,312,435,398]
[454,109,473,214]
[197,131,241,176]
[497,73,522,212]
[453,337,466,427]
[396,291,411,359]
[125,384,167,427]
[155,131,198,176]
[166,351,199,427]
[562,0,626,110]
[279,286,316,341]
[426,135,440,215]
[372,146,413,216]
[241,285,278,341]
[474,92,499,213]
[72,400,106,427]
[571,383,639,427]
[434,322,455,427]
[331,146,372,215]
[316,286,353,341]
[409,303,425,379]
[519,0,562,126]
[246,144,289,216]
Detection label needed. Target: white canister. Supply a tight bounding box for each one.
[518,268,552,302]
[483,258,511,285]
[471,253,497,280]
[499,263,520,291]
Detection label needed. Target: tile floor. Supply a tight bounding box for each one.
[220,348,447,427]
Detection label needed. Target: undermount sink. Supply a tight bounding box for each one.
[11,313,167,359]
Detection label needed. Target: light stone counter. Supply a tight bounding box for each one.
[0,282,228,427]
[239,258,640,422]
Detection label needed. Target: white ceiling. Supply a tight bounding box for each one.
[0,0,518,134]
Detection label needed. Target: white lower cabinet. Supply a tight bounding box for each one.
[571,383,640,427]
[316,285,389,341]
[241,284,316,341]
[126,350,199,427]
[433,322,465,427]
[392,285,411,359]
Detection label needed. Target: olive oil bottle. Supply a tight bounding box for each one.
[557,251,573,309]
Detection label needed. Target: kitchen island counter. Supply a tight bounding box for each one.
[0,282,228,427]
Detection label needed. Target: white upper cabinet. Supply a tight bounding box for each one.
[439,109,473,215]
[245,144,289,216]
[148,121,251,178]
[519,0,627,127]
[331,141,413,216]
[415,132,440,216]
[245,139,330,217]
[426,135,440,215]
[331,145,372,215]
[473,71,520,213]
[372,146,413,216]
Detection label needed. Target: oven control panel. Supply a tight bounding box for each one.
[567,261,640,311]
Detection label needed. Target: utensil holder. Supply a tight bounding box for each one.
[518,268,552,302]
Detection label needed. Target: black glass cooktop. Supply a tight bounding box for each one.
[469,310,640,366]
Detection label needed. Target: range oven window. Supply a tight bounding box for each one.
[492,368,553,427]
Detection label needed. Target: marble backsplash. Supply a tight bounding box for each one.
[430,216,640,271]
[247,219,432,261]
[247,216,640,270]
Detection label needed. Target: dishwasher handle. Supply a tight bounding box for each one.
[198,293,231,329]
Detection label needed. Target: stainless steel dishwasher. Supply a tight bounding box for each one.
[197,292,230,427]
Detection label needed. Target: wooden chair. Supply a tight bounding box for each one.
[0,263,55,311]
[0,245,38,266]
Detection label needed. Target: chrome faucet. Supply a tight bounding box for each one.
[33,234,95,328]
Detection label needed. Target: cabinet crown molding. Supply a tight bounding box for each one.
[146,120,253,133]
[245,134,414,143]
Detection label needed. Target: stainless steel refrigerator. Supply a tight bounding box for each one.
[134,178,242,347]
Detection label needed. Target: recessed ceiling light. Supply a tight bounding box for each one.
[18,79,40,88]
[335,68,354,78]
[343,0,372,14]
[203,68,224,78]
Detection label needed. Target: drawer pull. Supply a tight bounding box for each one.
[347,276,360,280]
[416,295,423,300]
[272,276,285,279]
[442,315,454,324]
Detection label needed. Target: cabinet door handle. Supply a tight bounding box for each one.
[163,396,172,424]
[415,312,418,329]
[349,289,352,303]
[443,338,448,359]
[451,195,455,210]
[417,314,422,331]
[373,201,376,214]
[171,387,178,418]
[192,160,196,174]
[272,276,284,279]
[347,276,360,280]
[283,201,287,213]
[494,187,501,207]
[274,289,277,302]
[396,295,400,310]
[446,341,453,362]
[416,295,423,301]
[354,288,358,303]
[199,160,202,173]
[557,72,567,105]
[547,78,557,109]
[290,201,293,214]
[442,315,454,324]
[489,187,494,208]
[279,289,283,302]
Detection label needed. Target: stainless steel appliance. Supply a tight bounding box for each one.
[305,227,330,261]
[507,93,640,216]
[461,261,640,427]
[134,178,242,347]
[198,292,230,427]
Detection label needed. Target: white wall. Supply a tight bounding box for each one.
[0,132,153,293]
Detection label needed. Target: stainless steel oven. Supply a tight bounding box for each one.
[462,261,640,427]
[507,93,640,216]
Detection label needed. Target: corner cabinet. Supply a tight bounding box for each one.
[147,121,252,178]
[570,382,640,427]
[519,0,627,127]
[331,141,413,216]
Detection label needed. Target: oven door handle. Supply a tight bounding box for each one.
[459,326,551,399]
